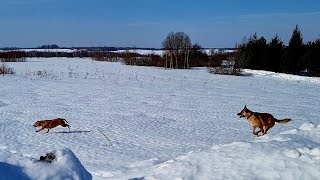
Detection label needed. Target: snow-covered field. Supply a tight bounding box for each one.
[19,49,78,53]
[114,49,164,56]
[0,58,319,179]
[1,48,235,56]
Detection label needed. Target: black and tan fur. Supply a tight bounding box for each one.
[237,105,291,136]
[33,118,70,133]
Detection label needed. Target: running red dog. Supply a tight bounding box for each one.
[33,118,70,133]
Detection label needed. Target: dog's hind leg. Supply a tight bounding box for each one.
[264,124,274,134]
[46,129,49,133]
[260,126,267,135]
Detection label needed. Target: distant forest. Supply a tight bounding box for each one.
[235,25,320,76]
[0,45,161,51]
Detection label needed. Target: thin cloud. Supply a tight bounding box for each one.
[207,11,320,23]
[3,0,55,6]
[127,21,161,27]
[239,11,320,19]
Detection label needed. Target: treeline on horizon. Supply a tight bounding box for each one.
[235,25,320,76]
[0,50,119,61]
[1,25,319,76]
[0,44,234,70]
[0,45,163,51]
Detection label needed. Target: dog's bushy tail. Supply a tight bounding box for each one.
[275,118,291,124]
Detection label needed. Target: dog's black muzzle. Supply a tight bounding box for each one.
[237,113,244,118]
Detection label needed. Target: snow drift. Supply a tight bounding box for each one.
[0,148,92,180]
[83,123,320,179]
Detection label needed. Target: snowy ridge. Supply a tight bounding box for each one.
[244,69,320,84]
[1,124,319,179]
[102,123,320,180]
[0,148,92,180]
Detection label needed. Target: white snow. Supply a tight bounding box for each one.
[0,148,92,180]
[114,49,164,56]
[115,49,234,56]
[244,69,320,84]
[144,123,320,180]
[17,49,78,53]
[1,48,235,56]
[203,48,235,55]
[0,57,319,179]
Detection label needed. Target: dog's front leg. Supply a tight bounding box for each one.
[252,127,259,136]
[256,129,262,135]
[36,127,45,132]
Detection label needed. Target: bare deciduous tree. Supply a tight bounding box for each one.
[162,32,191,69]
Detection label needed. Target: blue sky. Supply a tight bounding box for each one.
[0,0,320,48]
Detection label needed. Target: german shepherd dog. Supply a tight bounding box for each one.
[237,105,291,136]
[33,118,70,133]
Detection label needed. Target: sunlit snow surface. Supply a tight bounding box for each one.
[0,58,319,179]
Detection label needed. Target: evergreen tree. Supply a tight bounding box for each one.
[265,35,285,72]
[303,39,320,76]
[255,36,267,69]
[236,33,267,69]
[235,25,320,76]
[283,25,305,73]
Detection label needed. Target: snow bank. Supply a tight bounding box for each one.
[0,148,92,180]
[0,161,30,180]
[137,123,320,180]
[244,69,320,84]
